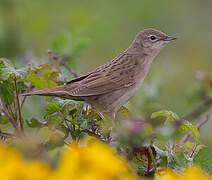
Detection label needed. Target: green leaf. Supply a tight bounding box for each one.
[69,108,78,116]
[181,121,200,144]
[26,118,46,128]
[151,110,180,125]
[25,72,47,89]
[46,116,63,128]
[117,106,130,119]
[194,147,212,172]
[80,120,90,129]
[0,58,27,80]
[169,152,190,170]
[46,103,61,116]
[56,98,76,108]
[0,80,15,104]
[0,113,9,124]
[17,81,27,93]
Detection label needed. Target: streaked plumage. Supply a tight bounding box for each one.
[21,28,176,119]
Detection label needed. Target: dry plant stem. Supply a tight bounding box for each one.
[178,113,212,146]
[14,77,24,133]
[48,50,79,77]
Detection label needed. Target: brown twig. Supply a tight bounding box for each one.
[178,113,212,146]
[14,77,24,133]
[48,50,79,77]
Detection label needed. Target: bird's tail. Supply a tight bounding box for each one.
[20,85,70,98]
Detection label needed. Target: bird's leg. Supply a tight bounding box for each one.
[92,108,105,120]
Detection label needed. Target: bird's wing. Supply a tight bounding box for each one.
[68,53,137,96]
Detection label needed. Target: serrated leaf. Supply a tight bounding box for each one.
[46,103,61,116]
[26,118,46,128]
[0,58,27,80]
[181,121,200,144]
[193,147,212,172]
[151,110,180,125]
[0,80,15,104]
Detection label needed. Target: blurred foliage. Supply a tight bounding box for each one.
[1,0,212,179]
[0,31,212,178]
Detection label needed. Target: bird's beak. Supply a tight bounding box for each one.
[163,36,177,41]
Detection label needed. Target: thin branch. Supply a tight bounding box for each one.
[0,98,19,134]
[8,104,17,122]
[12,102,18,122]
[178,113,212,146]
[0,131,15,139]
[20,84,33,110]
[14,77,24,133]
[176,97,212,127]
[48,50,79,77]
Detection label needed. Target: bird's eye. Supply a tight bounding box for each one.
[150,35,157,41]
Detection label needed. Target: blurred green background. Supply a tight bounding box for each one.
[1,0,212,143]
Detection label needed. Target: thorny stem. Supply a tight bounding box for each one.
[48,50,79,78]
[14,77,24,133]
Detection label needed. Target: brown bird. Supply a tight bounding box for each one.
[21,29,176,119]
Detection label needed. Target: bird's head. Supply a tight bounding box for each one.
[129,28,176,58]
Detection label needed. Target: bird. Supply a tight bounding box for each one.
[21,28,176,119]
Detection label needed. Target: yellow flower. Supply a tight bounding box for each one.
[0,143,52,180]
[156,166,212,180]
[52,139,138,180]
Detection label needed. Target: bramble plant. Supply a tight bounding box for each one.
[0,32,212,179]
